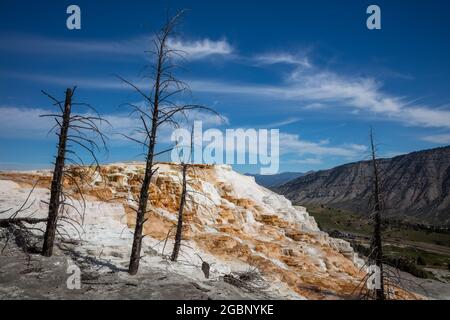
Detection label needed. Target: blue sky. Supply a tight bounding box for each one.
[1,0,450,173]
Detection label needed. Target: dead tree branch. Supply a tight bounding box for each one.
[119,10,222,275]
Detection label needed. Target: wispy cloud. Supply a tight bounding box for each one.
[8,70,450,130]
[0,106,139,143]
[0,106,54,139]
[420,134,450,144]
[264,117,302,128]
[3,35,450,131]
[190,71,450,129]
[253,52,311,68]
[303,103,326,110]
[0,33,233,60]
[0,33,148,56]
[0,105,226,145]
[3,72,134,90]
[167,38,233,59]
[279,132,367,158]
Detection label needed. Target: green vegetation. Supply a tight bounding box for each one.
[416,256,426,266]
[309,206,372,236]
[384,245,450,269]
[308,205,450,278]
[353,242,426,276]
[309,206,450,245]
[383,228,450,247]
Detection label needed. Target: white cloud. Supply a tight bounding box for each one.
[183,109,229,126]
[420,134,450,144]
[303,103,326,110]
[0,106,135,142]
[7,70,450,130]
[0,106,226,146]
[189,71,450,129]
[253,53,311,68]
[279,133,367,158]
[0,33,149,56]
[264,117,301,128]
[3,72,144,90]
[167,38,233,59]
[0,33,232,61]
[0,107,54,139]
[0,106,369,167]
[4,38,450,131]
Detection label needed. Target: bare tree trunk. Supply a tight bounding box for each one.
[370,129,385,300]
[123,10,219,274]
[128,151,155,274]
[171,163,188,262]
[128,41,163,275]
[42,88,72,257]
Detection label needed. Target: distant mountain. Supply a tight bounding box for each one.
[276,146,450,226]
[246,172,309,188]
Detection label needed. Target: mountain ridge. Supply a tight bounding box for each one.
[245,172,309,188]
[276,145,450,226]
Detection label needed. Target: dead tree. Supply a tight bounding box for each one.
[350,131,431,299]
[41,88,72,256]
[170,163,188,262]
[170,126,194,262]
[350,129,387,300]
[39,87,108,257]
[118,10,221,275]
[167,129,223,266]
[369,128,385,300]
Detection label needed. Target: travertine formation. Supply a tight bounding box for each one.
[0,163,417,299]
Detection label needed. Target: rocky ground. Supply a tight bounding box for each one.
[0,228,274,300]
[380,265,450,300]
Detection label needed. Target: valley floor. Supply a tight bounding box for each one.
[307,206,450,300]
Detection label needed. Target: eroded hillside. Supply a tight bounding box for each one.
[276,146,450,225]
